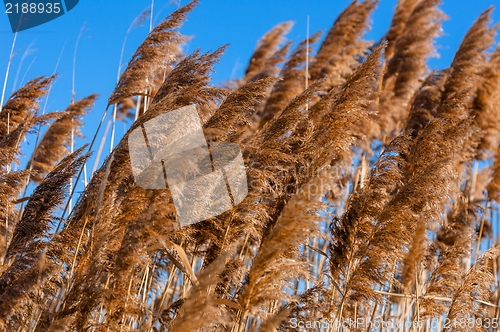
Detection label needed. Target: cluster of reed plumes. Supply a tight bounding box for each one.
[2,0,500,330]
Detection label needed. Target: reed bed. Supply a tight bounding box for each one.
[1,0,500,331]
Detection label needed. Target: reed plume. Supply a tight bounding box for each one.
[29,95,97,183]
[472,45,500,159]
[108,1,196,105]
[242,22,294,84]
[0,75,55,141]
[2,2,500,331]
[445,247,500,331]
[437,8,497,121]
[384,0,420,60]
[377,0,446,135]
[257,32,321,129]
[309,0,377,81]
[0,146,89,331]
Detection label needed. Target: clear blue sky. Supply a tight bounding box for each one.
[1,0,499,181]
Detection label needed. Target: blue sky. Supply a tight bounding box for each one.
[1,0,500,182]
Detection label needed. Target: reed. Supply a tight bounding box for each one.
[1,1,500,331]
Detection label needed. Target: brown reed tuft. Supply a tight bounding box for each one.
[108,1,196,105]
[257,32,321,129]
[0,76,55,141]
[242,22,294,84]
[377,0,446,135]
[29,95,97,183]
[0,146,89,330]
[309,0,377,81]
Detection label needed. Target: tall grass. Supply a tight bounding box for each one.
[1,1,500,331]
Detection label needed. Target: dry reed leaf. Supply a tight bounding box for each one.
[169,241,199,285]
[169,251,232,331]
